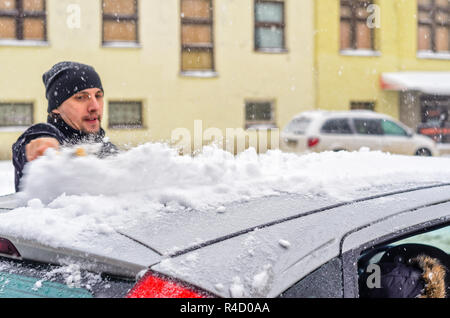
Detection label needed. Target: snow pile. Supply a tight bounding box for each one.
[33,263,103,291]
[18,143,450,206]
[0,142,450,248]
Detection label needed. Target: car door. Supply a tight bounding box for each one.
[380,119,414,155]
[351,118,384,151]
[341,202,450,298]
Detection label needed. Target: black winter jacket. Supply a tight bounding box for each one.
[12,114,117,192]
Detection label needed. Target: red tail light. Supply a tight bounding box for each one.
[307,137,320,148]
[126,271,212,298]
[0,238,20,258]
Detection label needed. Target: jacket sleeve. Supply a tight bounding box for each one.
[12,123,65,192]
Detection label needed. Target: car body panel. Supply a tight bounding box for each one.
[0,195,161,279]
[1,183,450,297]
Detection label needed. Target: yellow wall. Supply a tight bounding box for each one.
[0,0,315,159]
[397,0,450,71]
[315,0,450,123]
[315,0,399,118]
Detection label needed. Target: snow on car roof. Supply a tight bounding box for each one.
[1,143,450,254]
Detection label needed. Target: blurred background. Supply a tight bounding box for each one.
[1,0,450,159]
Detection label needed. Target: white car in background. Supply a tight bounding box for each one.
[280,110,439,156]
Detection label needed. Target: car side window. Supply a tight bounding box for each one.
[357,224,450,298]
[321,118,353,134]
[381,120,408,136]
[278,257,343,298]
[353,119,383,135]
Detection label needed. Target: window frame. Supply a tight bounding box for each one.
[244,100,277,129]
[278,257,344,298]
[417,0,450,53]
[340,0,375,52]
[0,0,47,42]
[101,0,139,46]
[108,100,144,129]
[254,0,286,52]
[0,102,34,127]
[342,219,450,298]
[180,0,215,74]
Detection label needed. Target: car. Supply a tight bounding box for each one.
[0,180,449,298]
[280,110,439,157]
[417,121,450,156]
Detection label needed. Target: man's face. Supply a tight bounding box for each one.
[53,88,104,134]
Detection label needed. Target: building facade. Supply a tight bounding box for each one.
[0,0,315,159]
[3,0,450,160]
[316,0,450,152]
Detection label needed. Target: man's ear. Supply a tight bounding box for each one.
[51,109,60,114]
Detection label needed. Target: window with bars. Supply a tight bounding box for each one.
[102,0,138,44]
[180,0,214,72]
[245,101,276,129]
[108,101,143,129]
[418,0,450,53]
[0,0,46,41]
[340,0,375,51]
[254,0,285,51]
[0,103,33,127]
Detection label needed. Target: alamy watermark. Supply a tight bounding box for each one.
[171,120,280,155]
[367,4,381,29]
[66,4,81,29]
[365,263,381,289]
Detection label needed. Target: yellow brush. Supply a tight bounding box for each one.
[74,148,87,157]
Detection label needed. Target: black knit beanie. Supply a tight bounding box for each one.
[43,61,104,113]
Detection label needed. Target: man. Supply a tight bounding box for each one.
[12,61,117,192]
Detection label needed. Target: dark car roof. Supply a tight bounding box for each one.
[0,182,449,283]
[148,183,450,297]
[116,182,450,256]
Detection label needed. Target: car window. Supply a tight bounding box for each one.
[278,257,343,298]
[393,226,450,252]
[381,120,408,136]
[284,117,311,134]
[357,224,450,298]
[353,119,383,135]
[0,257,134,298]
[321,118,353,134]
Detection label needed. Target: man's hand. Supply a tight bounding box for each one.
[25,137,60,162]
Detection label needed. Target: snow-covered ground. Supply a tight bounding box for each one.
[1,143,450,249]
